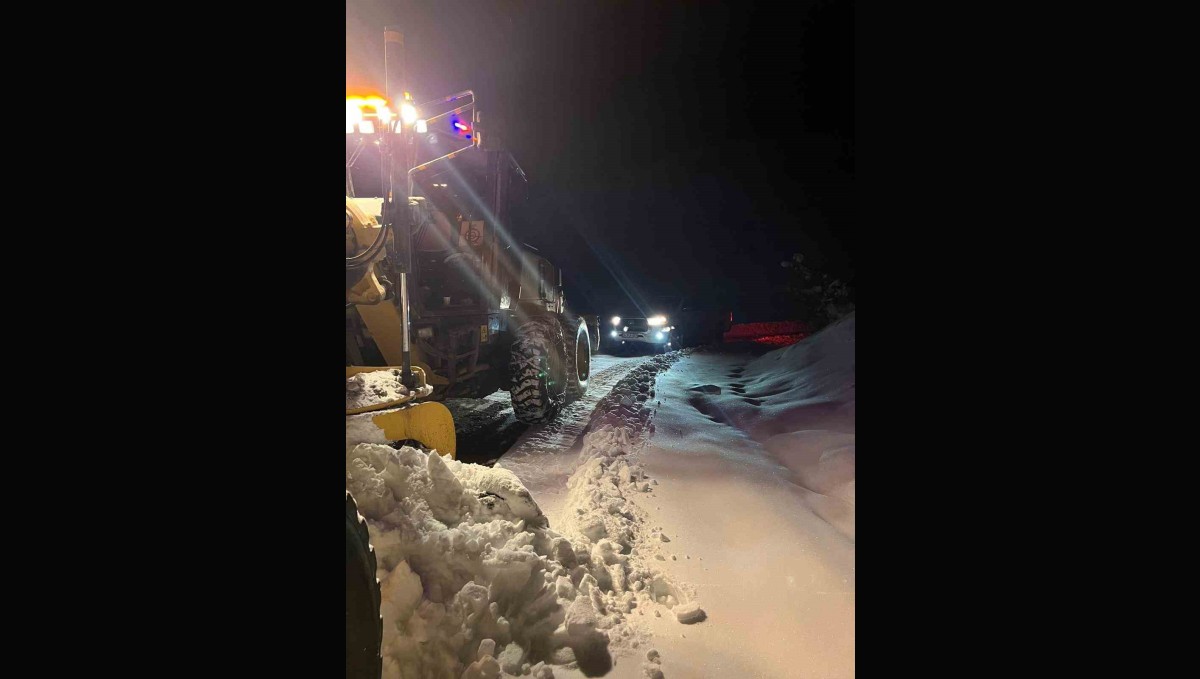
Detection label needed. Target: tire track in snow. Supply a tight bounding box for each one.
[497,350,689,520]
[447,355,649,465]
[502,353,652,461]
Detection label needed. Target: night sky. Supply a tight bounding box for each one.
[348,0,854,321]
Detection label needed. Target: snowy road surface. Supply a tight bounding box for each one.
[491,353,653,508]
[501,318,856,679]
[446,353,652,465]
[347,317,855,679]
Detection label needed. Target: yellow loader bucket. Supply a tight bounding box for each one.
[346,366,456,459]
[367,402,456,459]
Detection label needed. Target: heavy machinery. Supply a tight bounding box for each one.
[346,35,590,425]
[346,27,591,678]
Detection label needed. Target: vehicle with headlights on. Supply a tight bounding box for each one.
[603,299,681,354]
[602,298,734,353]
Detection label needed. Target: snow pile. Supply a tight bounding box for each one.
[546,349,707,668]
[669,314,856,540]
[346,411,393,455]
[347,435,693,679]
[349,350,702,678]
[737,314,855,537]
[559,424,701,633]
[741,313,855,438]
[347,369,411,412]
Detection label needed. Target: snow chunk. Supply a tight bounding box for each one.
[426,447,465,524]
[348,444,612,677]
[379,560,423,634]
[497,642,525,674]
[565,596,598,637]
[551,646,576,664]
[579,516,608,541]
[460,654,501,679]
[347,369,409,411]
[674,601,707,624]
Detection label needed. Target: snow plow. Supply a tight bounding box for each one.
[345,29,590,427]
[346,365,457,457]
[346,27,591,677]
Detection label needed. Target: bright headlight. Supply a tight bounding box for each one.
[648,316,667,326]
[610,330,618,337]
[400,103,419,125]
[611,316,621,326]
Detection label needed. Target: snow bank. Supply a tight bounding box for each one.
[347,412,697,679]
[546,351,709,670]
[736,315,856,538]
[620,317,855,677]
[740,313,855,439]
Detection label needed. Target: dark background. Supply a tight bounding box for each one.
[347,0,853,321]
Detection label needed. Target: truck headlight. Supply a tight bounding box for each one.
[648,316,667,326]
[611,316,621,326]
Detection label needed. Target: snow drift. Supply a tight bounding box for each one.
[618,315,854,678]
[347,418,697,678]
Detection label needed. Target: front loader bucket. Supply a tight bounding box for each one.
[368,401,457,459]
[346,365,456,458]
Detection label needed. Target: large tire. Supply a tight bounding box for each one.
[584,316,601,353]
[558,316,591,400]
[510,315,568,423]
[346,491,383,679]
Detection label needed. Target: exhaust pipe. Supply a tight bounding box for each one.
[383,27,406,102]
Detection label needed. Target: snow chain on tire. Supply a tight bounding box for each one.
[509,315,568,423]
[558,315,590,400]
[346,491,383,679]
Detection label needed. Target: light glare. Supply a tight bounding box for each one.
[401,103,418,125]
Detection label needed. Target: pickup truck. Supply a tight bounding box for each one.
[602,297,732,353]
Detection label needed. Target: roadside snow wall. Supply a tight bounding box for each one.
[346,351,698,678]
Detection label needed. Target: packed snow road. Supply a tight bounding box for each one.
[446,353,654,466]
[346,317,855,679]
[496,319,856,679]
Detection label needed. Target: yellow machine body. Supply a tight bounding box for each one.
[345,365,456,458]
